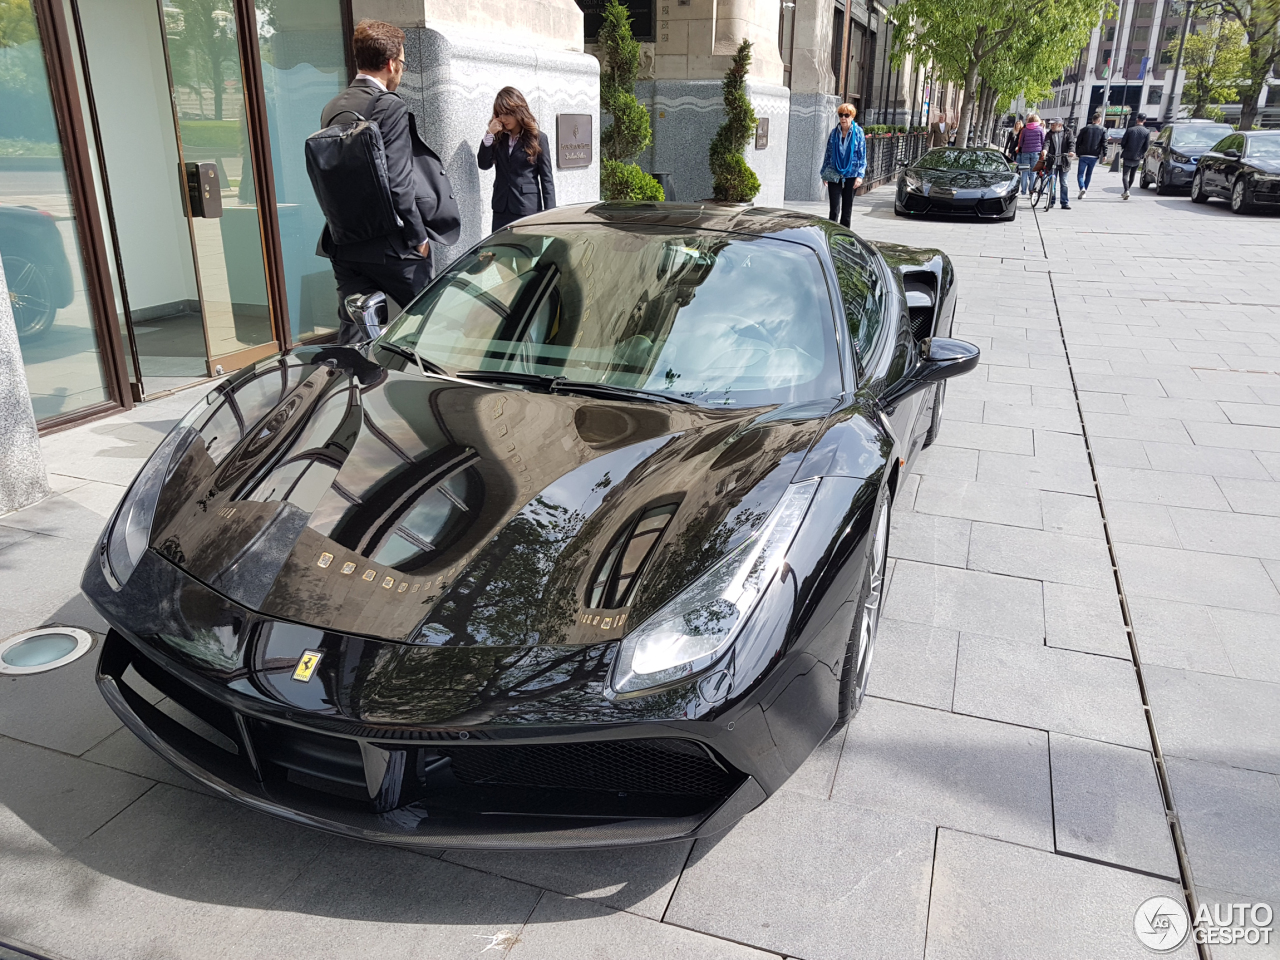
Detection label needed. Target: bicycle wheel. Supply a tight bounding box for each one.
[1029,171,1047,206]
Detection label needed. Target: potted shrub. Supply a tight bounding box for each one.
[708,39,760,204]
[599,0,663,201]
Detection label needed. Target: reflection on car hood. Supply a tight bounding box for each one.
[149,351,832,645]
[1251,158,1280,175]
[912,168,1013,191]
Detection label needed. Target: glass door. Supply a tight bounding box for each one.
[161,0,278,372]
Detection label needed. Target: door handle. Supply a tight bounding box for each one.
[184,161,223,219]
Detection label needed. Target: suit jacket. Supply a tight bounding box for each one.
[317,78,461,264]
[927,122,952,149]
[478,131,556,218]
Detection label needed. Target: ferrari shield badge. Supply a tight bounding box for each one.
[291,649,323,683]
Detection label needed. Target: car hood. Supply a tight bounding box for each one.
[1250,157,1280,174]
[147,349,832,645]
[909,167,1015,195]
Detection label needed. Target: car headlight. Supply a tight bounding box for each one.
[608,479,819,697]
[1256,173,1280,182]
[902,172,924,193]
[100,409,202,589]
[996,177,1019,194]
[1171,151,1191,164]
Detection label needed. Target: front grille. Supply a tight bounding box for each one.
[976,198,1007,216]
[440,739,740,796]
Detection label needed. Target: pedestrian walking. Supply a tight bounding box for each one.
[927,111,951,148]
[1119,113,1152,199]
[1004,118,1024,162]
[819,103,866,228]
[1041,117,1076,210]
[1016,113,1046,196]
[1074,113,1106,198]
[478,87,556,234]
[311,19,460,344]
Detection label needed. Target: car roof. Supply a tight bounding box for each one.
[1243,130,1280,137]
[511,203,835,251]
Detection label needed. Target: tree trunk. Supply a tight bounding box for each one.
[1238,71,1264,130]
[957,58,981,147]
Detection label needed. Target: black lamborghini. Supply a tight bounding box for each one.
[895,147,1020,220]
[84,203,978,849]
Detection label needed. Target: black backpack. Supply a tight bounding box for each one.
[305,98,402,246]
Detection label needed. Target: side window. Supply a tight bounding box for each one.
[830,237,885,376]
[1160,128,1171,145]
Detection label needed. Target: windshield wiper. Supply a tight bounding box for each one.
[552,379,695,405]
[377,342,449,377]
[455,370,695,405]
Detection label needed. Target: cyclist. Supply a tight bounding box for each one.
[1042,117,1075,210]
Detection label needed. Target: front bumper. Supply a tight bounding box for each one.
[1169,161,1197,185]
[897,188,1016,218]
[83,544,825,849]
[98,629,766,849]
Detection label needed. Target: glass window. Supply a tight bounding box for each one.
[382,225,842,408]
[163,0,274,361]
[1246,136,1280,160]
[0,0,111,421]
[255,0,348,342]
[1132,25,1150,42]
[917,149,1011,172]
[830,236,885,375]
[1171,124,1233,149]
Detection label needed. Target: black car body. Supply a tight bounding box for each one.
[1191,131,1280,213]
[1141,120,1234,193]
[895,147,1019,220]
[84,203,979,849]
[0,202,75,339]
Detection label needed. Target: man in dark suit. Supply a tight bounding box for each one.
[318,19,460,343]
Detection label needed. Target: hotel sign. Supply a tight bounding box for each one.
[557,114,593,168]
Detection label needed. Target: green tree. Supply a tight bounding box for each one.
[0,0,37,48]
[1200,0,1280,129]
[598,0,663,201]
[708,39,760,203]
[892,0,1110,145]
[1171,18,1248,118]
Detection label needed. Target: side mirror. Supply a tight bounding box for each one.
[1223,149,1240,159]
[880,337,981,408]
[343,291,388,342]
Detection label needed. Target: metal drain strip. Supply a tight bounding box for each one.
[1043,267,1209,960]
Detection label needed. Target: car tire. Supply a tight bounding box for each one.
[1154,164,1171,195]
[1190,170,1209,203]
[836,485,891,726]
[1,254,57,340]
[922,381,946,447]
[1231,177,1252,215]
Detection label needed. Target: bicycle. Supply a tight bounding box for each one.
[1028,159,1054,209]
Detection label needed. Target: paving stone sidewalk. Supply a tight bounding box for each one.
[0,174,1275,959]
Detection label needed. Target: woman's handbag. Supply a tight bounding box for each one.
[820,164,842,183]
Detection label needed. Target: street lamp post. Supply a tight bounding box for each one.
[1165,0,1195,120]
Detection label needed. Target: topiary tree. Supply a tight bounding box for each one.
[709,38,760,203]
[598,0,664,201]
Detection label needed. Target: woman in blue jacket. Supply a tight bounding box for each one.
[820,104,866,227]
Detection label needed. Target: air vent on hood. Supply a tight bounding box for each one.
[587,503,678,609]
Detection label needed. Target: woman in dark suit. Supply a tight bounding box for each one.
[477,87,555,233]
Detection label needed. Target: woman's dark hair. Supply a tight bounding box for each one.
[353,20,404,71]
[493,87,541,163]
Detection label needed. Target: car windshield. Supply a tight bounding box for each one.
[1171,125,1233,149]
[379,224,841,407]
[915,149,1010,172]
[1246,136,1280,159]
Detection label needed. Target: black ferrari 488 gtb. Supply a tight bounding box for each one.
[84,203,978,849]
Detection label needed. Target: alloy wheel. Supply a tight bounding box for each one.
[849,490,890,716]
[1190,171,1207,203]
[1231,178,1249,214]
[2,255,56,339]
